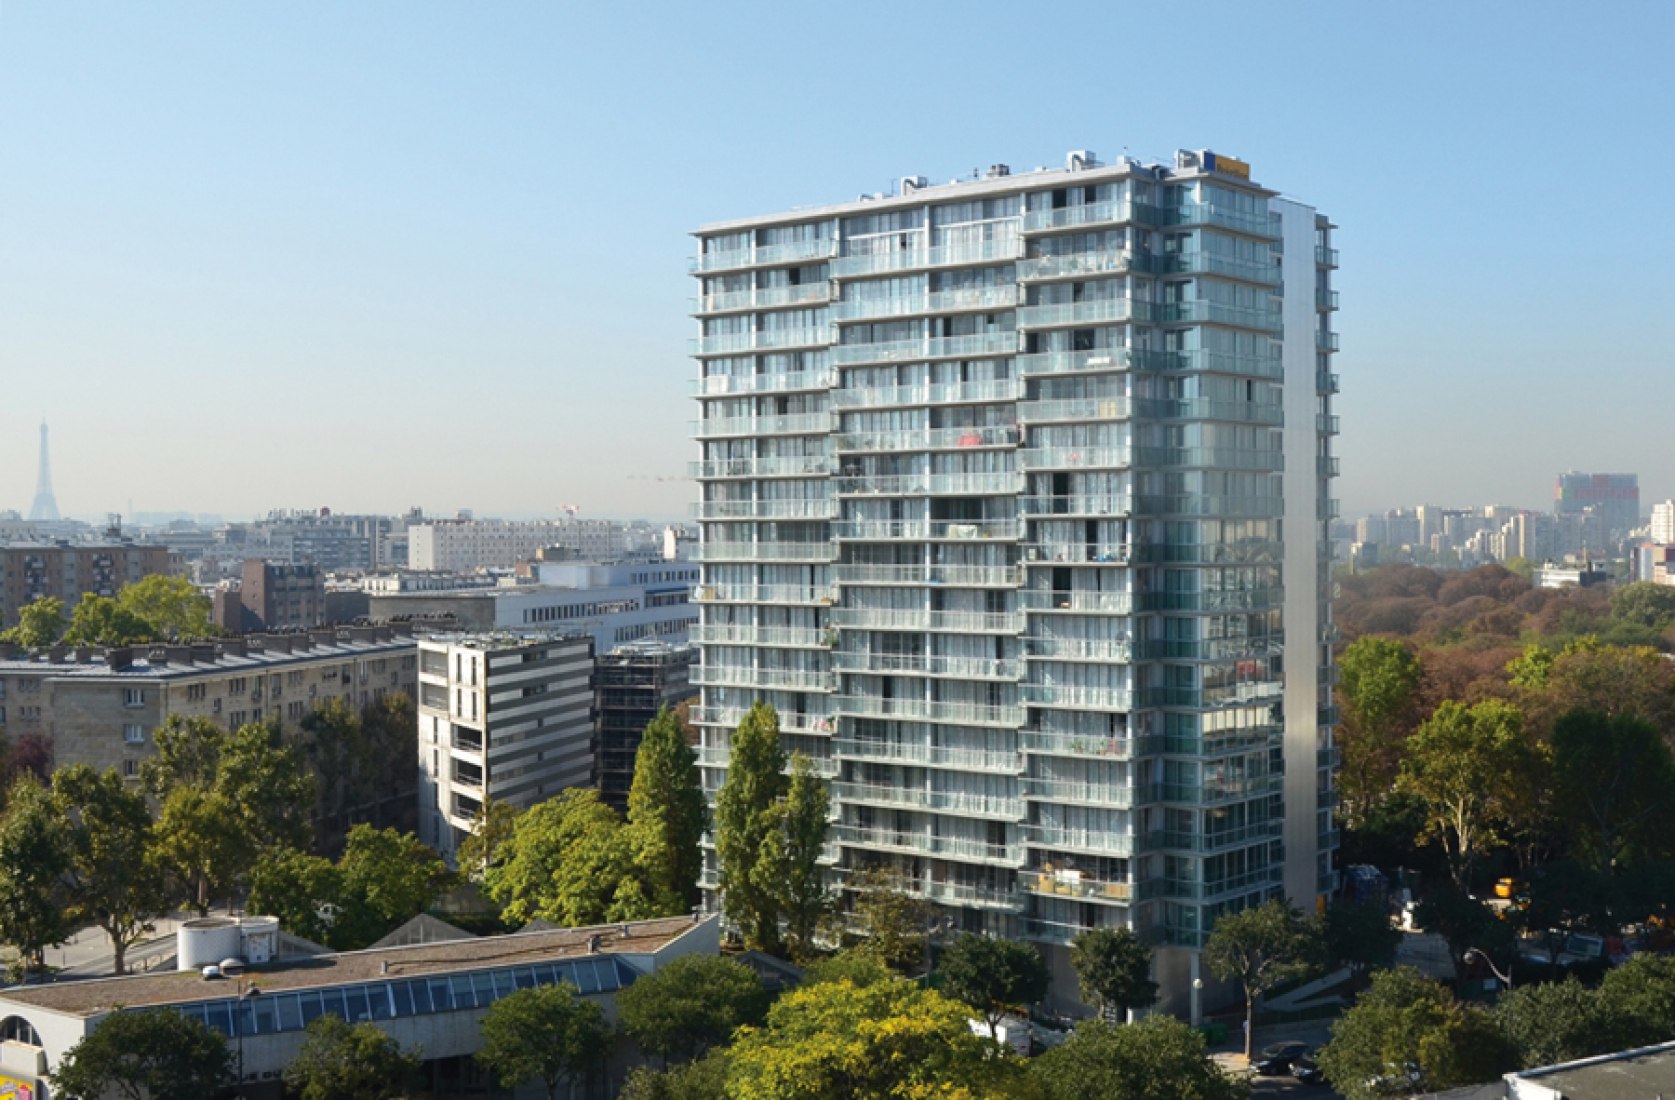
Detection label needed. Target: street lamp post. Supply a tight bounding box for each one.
[1463,948,1512,990]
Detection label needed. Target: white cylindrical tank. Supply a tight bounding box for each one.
[239,916,280,964]
[178,918,241,972]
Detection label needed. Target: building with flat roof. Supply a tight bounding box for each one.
[213,559,328,633]
[0,540,175,629]
[689,147,1339,1017]
[0,627,417,779]
[1503,1040,1675,1099]
[366,561,699,653]
[593,641,698,810]
[408,517,628,571]
[417,632,595,861]
[1555,472,1640,538]
[0,914,719,1100]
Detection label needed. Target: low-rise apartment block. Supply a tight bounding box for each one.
[408,517,628,571]
[0,541,175,628]
[0,627,418,778]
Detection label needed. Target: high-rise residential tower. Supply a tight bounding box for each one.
[689,149,1339,1015]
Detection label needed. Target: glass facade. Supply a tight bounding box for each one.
[691,151,1337,1005]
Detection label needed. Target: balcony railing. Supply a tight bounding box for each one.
[690,368,834,397]
[1157,250,1280,285]
[690,666,834,692]
[831,825,1023,866]
[694,499,836,521]
[833,781,1023,819]
[1165,202,1280,237]
[1021,778,1139,807]
[1021,544,1132,566]
[1315,244,1339,267]
[1018,589,1134,613]
[832,694,1024,727]
[831,563,1022,587]
[1017,397,1130,423]
[1017,298,1149,328]
[1023,826,1140,858]
[831,652,1022,680]
[1021,683,1135,710]
[1018,447,1131,470]
[1015,347,1174,377]
[828,608,1023,633]
[689,706,836,735]
[1019,495,1134,518]
[690,239,834,272]
[1016,249,1153,281]
[1023,199,1163,232]
[693,412,832,438]
[691,541,837,562]
[691,583,833,605]
[691,328,829,356]
[1020,870,1133,903]
[1153,300,1282,332]
[690,455,834,479]
[694,283,833,314]
[1020,732,1154,759]
[831,379,1021,410]
[835,424,1018,453]
[833,738,1022,773]
[1022,637,1133,662]
[690,624,828,648]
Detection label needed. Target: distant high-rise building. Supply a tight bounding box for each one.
[689,147,1339,1016]
[1554,472,1639,536]
[1650,500,1675,545]
[28,422,59,523]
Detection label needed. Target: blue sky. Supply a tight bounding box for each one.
[1,1,1671,522]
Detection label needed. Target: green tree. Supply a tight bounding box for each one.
[768,752,832,959]
[939,933,1050,1039]
[727,976,1015,1100]
[1397,699,1532,887]
[52,1008,230,1100]
[116,573,213,640]
[619,954,771,1066]
[456,796,521,882]
[1552,709,1675,869]
[1540,642,1675,735]
[1203,898,1320,1061]
[247,847,347,947]
[153,785,250,916]
[1317,967,1513,1100]
[0,775,73,977]
[1506,643,1556,690]
[1318,902,1401,975]
[845,865,931,973]
[484,787,654,926]
[802,948,895,988]
[1494,977,1619,1069]
[1070,926,1158,1023]
[8,596,65,648]
[1030,1017,1245,1100]
[714,702,789,953]
[627,706,707,914]
[62,594,155,645]
[1337,636,1424,827]
[619,1050,729,1100]
[477,982,610,1100]
[1599,953,1675,1049]
[1610,581,1675,630]
[283,1014,422,1100]
[339,823,452,929]
[52,765,167,975]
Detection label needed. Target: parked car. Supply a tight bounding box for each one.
[1253,1041,1312,1076]
[1293,1054,1327,1086]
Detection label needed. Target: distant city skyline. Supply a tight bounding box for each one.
[3,3,1673,519]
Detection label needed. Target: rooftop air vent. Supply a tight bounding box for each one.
[901,176,928,194]
[1066,150,1098,171]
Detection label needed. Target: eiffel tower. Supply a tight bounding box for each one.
[28,421,59,522]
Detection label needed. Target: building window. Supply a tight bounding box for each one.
[121,760,139,778]
[122,688,146,708]
[122,724,145,745]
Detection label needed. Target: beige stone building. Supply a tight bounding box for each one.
[0,625,418,778]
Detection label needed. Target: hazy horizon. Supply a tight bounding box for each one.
[3,2,1671,523]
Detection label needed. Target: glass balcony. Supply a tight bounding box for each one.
[1020,732,1153,760]
[927,285,1021,312]
[1153,300,1282,332]
[830,248,928,278]
[1021,199,1162,232]
[1018,589,1134,614]
[691,328,830,356]
[1318,455,1340,477]
[1016,249,1152,281]
[926,331,1017,358]
[694,283,833,315]
[831,519,930,541]
[1157,250,1279,285]
[835,424,1019,452]
[689,706,836,735]
[830,338,926,366]
[1149,822,1281,854]
[1018,447,1131,470]
[831,563,1021,587]
[833,781,1023,819]
[1021,683,1134,710]
[1023,826,1140,858]
[1020,869,1133,903]
[1021,637,1133,662]
[832,825,1024,867]
[691,583,833,605]
[1156,349,1284,379]
[1017,299,1149,328]
[1134,396,1284,425]
[908,879,1023,910]
[830,295,927,322]
[929,519,1021,541]
[1132,494,1284,519]
[690,666,834,692]
[829,608,1024,633]
[1157,774,1284,805]
[1315,370,1339,394]
[691,247,755,274]
[1021,543,1132,566]
[831,694,1024,727]
[1316,330,1340,351]
[755,239,836,266]
[831,378,1022,410]
[1016,347,1174,377]
[1017,396,1130,423]
[691,541,837,562]
[1129,446,1283,472]
[1019,495,1134,518]
[1139,587,1283,612]
[1165,202,1280,237]
[692,412,832,438]
[691,369,834,397]
[694,499,836,521]
[697,746,837,778]
[1158,867,1283,902]
[833,739,1022,774]
[690,455,835,479]
[1316,288,1339,310]
[925,237,1023,268]
[690,624,828,648]
[1021,778,1138,807]
[1317,413,1340,434]
[1315,244,1339,268]
[831,652,1022,680]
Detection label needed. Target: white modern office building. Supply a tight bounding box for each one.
[417,632,595,861]
[688,148,1339,1014]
